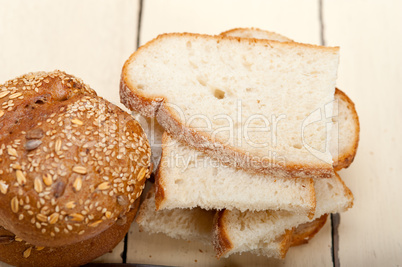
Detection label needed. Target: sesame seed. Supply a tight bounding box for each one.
[23,247,32,258]
[55,138,62,153]
[0,110,4,118]
[36,247,45,251]
[16,170,26,185]
[72,166,87,174]
[78,230,85,235]
[11,197,19,213]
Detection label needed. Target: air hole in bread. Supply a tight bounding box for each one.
[186,41,192,49]
[213,89,225,99]
[137,84,144,90]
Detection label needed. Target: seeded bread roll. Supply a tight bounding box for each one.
[0,200,139,267]
[0,71,151,247]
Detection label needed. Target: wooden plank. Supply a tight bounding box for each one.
[0,0,138,110]
[139,0,321,45]
[126,1,333,266]
[324,1,402,266]
[0,0,138,265]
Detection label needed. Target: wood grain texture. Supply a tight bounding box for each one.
[0,0,139,110]
[324,0,402,266]
[139,0,321,45]
[0,0,138,265]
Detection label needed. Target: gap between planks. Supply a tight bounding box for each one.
[121,0,145,264]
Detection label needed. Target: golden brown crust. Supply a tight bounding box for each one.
[212,210,233,259]
[276,229,294,258]
[333,88,360,171]
[0,71,151,247]
[0,200,139,267]
[291,214,328,247]
[220,27,294,42]
[120,32,337,179]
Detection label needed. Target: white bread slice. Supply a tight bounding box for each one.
[136,186,293,259]
[121,32,340,179]
[136,185,328,259]
[136,186,214,244]
[213,172,353,258]
[220,27,293,42]
[156,133,316,218]
[219,27,359,170]
[133,29,359,173]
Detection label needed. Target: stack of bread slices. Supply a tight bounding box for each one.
[120,28,359,259]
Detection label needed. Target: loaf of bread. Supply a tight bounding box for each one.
[121,32,340,179]
[0,70,151,248]
[0,200,139,267]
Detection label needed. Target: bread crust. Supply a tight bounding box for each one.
[0,71,151,247]
[220,27,294,42]
[291,214,328,246]
[212,210,233,259]
[333,88,360,170]
[0,200,139,267]
[120,32,338,179]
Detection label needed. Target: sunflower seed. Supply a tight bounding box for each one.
[53,181,66,198]
[26,128,44,139]
[25,140,42,151]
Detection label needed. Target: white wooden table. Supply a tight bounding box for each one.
[1,0,401,266]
